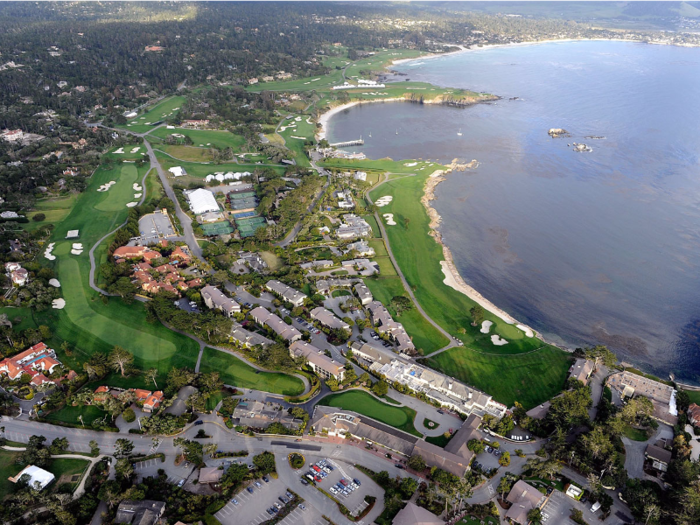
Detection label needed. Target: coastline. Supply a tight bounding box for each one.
[421,168,540,341]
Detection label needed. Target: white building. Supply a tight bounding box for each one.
[168,166,186,177]
[354,171,367,182]
[1,129,24,143]
[184,188,220,215]
[9,465,55,491]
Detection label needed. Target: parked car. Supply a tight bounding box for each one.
[339,479,348,486]
[286,491,293,499]
[232,499,239,506]
[354,478,361,486]
[314,476,322,483]
[262,476,269,483]
[299,504,306,510]
[267,509,274,516]
[247,487,254,494]
[301,478,309,485]
[178,479,186,487]
[254,481,262,488]
[395,463,404,469]
[194,420,204,426]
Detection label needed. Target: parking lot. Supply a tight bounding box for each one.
[138,211,177,244]
[217,476,301,525]
[302,458,373,518]
[133,457,192,486]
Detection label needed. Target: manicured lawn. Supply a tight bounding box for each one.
[277,115,315,167]
[684,390,700,406]
[198,348,304,396]
[374,256,397,277]
[49,458,91,487]
[367,239,389,258]
[102,144,148,161]
[118,96,186,133]
[205,390,232,412]
[154,151,286,181]
[332,290,350,298]
[425,433,452,448]
[319,390,421,437]
[148,127,246,151]
[44,404,109,427]
[0,448,22,498]
[422,418,439,430]
[362,214,381,238]
[623,425,649,442]
[23,194,79,232]
[425,346,572,410]
[157,144,214,163]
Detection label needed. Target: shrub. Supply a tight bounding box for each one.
[33,213,46,222]
[122,408,136,423]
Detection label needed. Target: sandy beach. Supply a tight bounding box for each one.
[317,98,405,141]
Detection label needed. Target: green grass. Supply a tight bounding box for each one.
[331,290,350,298]
[49,458,91,490]
[0,448,22,498]
[44,404,109,427]
[623,425,649,442]
[422,418,439,430]
[684,390,700,406]
[276,115,315,168]
[205,390,232,412]
[22,194,79,232]
[425,433,452,448]
[158,144,214,162]
[368,173,571,408]
[367,239,389,258]
[373,256,397,277]
[319,390,421,437]
[102,144,148,161]
[148,127,246,151]
[362,214,381,238]
[198,348,304,396]
[154,151,286,182]
[118,96,186,133]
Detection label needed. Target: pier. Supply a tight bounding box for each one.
[330,138,364,148]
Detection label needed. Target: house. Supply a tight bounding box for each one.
[183,120,210,128]
[336,214,372,240]
[290,341,345,381]
[6,262,28,286]
[347,342,394,367]
[262,76,274,82]
[505,480,546,525]
[444,414,482,460]
[232,251,268,273]
[250,306,302,342]
[170,245,192,264]
[184,188,220,215]
[8,465,55,491]
[645,442,672,472]
[310,306,350,332]
[265,280,307,307]
[144,45,165,52]
[113,246,158,261]
[607,371,678,425]
[201,285,241,317]
[354,282,373,305]
[115,500,166,525]
[342,258,379,276]
[199,467,223,485]
[0,211,19,219]
[570,358,594,385]
[412,440,472,478]
[168,166,186,177]
[688,403,700,426]
[366,301,415,354]
[248,78,259,85]
[300,260,334,270]
[232,400,301,430]
[346,241,375,257]
[143,391,164,413]
[230,322,274,349]
[1,129,24,142]
[354,171,367,182]
[0,343,65,386]
[392,502,442,525]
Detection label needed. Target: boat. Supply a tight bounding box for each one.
[457,128,462,136]
[395,129,398,135]
[368,131,371,138]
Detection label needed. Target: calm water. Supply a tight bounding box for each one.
[327,41,700,383]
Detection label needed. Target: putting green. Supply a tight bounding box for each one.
[94,164,140,212]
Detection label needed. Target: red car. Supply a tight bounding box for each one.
[314,476,322,483]
[339,479,348,486]
[312,465,321,472]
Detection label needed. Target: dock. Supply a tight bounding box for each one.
[330,138,364,148]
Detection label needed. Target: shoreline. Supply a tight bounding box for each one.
[420,169,542,343]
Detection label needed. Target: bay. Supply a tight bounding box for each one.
[326,41,700,383]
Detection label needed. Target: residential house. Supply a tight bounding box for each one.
[346,342,394,367]
[412,440,472,478]
[570,358,595,385]
[290,341,345,381]
[230,322,273,349]
[232,400,301,431]
[201,285,240,317]
[265,280,307,307]
[688,403,700,426]
[505,480,546,525]
[183,120,209,128]
[346,241,375,257]
[392,502,442,525]
[310,306,350,332]
[115,500,166,525]
[170,246,192,264]
[0,342,64,387]
[1,129,24,142]
[645,442,672,473]
[354,282,373,305]
[113,246,159,261]
[336,214,372,240]
[143,391,164,413]
[233,251,267,273]
[5,262,28,286]
[607,371,678,425]
[366,301,415,354]
[249,306,302,342]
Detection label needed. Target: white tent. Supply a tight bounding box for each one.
[185,188,220,215]
[168,166,186,177]
[11,465,55,490]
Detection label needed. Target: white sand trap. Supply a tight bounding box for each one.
[207,143,211,146]
[199,143,204,146]
[383,213,396,226]
[72,243,83,249]
[126,202,138,208]
[290,136,305,140]
[295,117,301,122]
[52,298,66,309]
[517,324,534,337]
[491,335,508,346]
[45,255,56,261]
[131,147,140,153]
[44,243,56,260]
[114,147,124,154]
[480,320,493,334]
[404,162,417,167]
[48,278,61,288]
[375,196,393,208]
[71,249,83,255]
[134,193,142,198]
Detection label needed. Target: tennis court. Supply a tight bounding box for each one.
[200,221,235,236]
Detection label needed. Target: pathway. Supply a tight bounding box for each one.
[366,173,458,354]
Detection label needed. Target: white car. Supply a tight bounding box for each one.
[330,487,338,495]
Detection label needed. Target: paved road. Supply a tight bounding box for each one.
[366,174,457,354]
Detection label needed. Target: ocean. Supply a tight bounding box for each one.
[326,40,700,384]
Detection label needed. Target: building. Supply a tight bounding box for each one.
[444,414,482,460]
[168,166,186,177]
[0,211,20,219]
[184,188,220,215]
[8,465,55,491]
[347,342,395,367]
[250,306,302,342]
[248,78,259,85]
[265,280,307,307]
[607,371,678,425]
[232,400,301,431]
[505,480,546,525]
[0,342,64,387]
[392,502,442,525]
[354,282,373,305]
[5,262,28,286]
[115,500,166,525]
[366,301,415,354]
[199,467,223,485]
[230,322,273,349]
[412,440,472,478]
[688,403,700,426]
[300,260,334,270]
[336,190,354,209]
[183,119,210,128]
[354,171,367,182]
[570,358,595,385]
[346,241,375,257]
[233,251,267,273]
[201,285,240,317]
[310,306,350,332]
[113,246,159,261]
[1,129,24,142]
[143,391,164,413]
[645,442,672,472]
[290,341,345,381]
[336,214,372,240]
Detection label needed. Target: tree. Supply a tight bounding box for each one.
[114,438,134,458]
[399,477,419,499]
[469,305,484,326]
[115,457,134,480]
[146,368,159,388]
[527,507,542,523]
[89,440,100,456]
[372,380,389,397]
[203,443,218,457]
[499,451,511,467]
[525,458,561,480]
[122,408,136,423]
[253,451,276,475]
[108,346,133,377]
[580,426,613,460]
[407,454,426,472]
[49,437,69,454]
[497,474,515,500]
[467,439,485,454]
[390,296,413,315]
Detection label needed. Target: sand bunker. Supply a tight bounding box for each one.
[404,162,418,167]
[71,249,83,255]
[383,213,396,226]
[375,196,393,208]
[132,183,142,191]
[517,324,534,337]
[126,202,138,208]
[114,147,124,154]
[97,181,117,192]
[52,298,66,309]
[480,320,493,334]
[491,335,508,346]
[134,193,142,198]
[48,278,61,288]
[44,242,56,260]
[131,147,140,153]
[72,243,83,250]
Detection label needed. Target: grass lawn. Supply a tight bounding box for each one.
[198,348,304,396]
[148,127,246,151]
[205,390,232,412]
[367,239,389,258]
[422,418,439,431]
[277,115,314,167]
[623,425,649,442]
[362,214,381,238]
[684,390,700,406]
[374,256,397,277]
[49,458,91,491]
[23,194,79,232]
[102,144,148,161]
[154,151,286,181]
[118,96,186,133]
[368,173,571,408]
[425,433,452,448]
[0,448,22,498]
[157,144,214,163]
[319,390,421,437]
[260,251,283,271]
[332,290,350,298]
[44,404,109,427]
